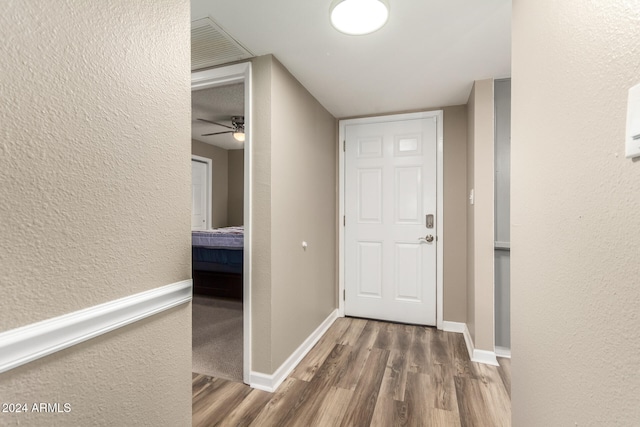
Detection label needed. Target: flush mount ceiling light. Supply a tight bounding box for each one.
[330,0,389,35]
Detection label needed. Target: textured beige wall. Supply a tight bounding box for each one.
[441,105,468,323]
[466,79,495,351]
[191,140,229,228]
[0,307,192,426]
[270,58,337,370]
[227,149,244,226]
[0,1,191,425]
[512,1,640,424]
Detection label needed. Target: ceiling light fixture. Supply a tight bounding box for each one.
[330,0,389,36]
[233,130,245,142]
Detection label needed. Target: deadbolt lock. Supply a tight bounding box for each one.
[426,214,434,229]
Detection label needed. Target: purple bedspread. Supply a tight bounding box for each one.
[192,226,244,249]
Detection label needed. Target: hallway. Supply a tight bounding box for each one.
[192,317,510,426]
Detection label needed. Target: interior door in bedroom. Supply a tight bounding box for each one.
[192,159,208,230]
[344,116,438,326]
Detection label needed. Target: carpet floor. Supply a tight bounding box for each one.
[192,295,243,383]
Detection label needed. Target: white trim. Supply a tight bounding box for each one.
[191,62,253,385]
[191,63,252,91]
[495,346,511,359]
[442,321,466,333]
[461,324,499,366]
[435,113,444,330]
[0,280,192,374]
[472,349,500,366]
[249,309,339,392]
[337,111,444,329]
[191,154,212,230]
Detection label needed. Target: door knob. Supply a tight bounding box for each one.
[418,235,434,243]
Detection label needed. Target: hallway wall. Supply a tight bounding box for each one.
[512,1,640,424]
[0,1,192,425]
[466,79,495,352]
[250,55,337,374]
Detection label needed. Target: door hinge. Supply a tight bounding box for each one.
[343,215,345,226]
[343,289,346,300]
[343,140,346,152]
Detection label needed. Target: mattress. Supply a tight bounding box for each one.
[192,226,244,249]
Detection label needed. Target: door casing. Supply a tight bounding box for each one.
[191,62,252,383]
[338,111,444,329]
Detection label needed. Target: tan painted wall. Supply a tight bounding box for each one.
[512,1,640,424]
[248,55,337,373]
[466,87,476,340]
[227,149,244,226]
[441,105,468,323]
[270,58,337,370]
[0,1,191,425]
[192,140,229,228]
[249,55,274,373]
[466,79,495,351]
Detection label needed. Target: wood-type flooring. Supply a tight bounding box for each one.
[193,317,511,426]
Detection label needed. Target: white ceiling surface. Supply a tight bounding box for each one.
[190,0,511,118]
[192,83,244,150]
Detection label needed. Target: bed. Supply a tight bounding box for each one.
[192,226,243,299]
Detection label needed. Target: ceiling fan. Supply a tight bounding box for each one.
[198,116,245,142]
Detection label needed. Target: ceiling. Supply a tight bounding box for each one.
[192,83,244,150]
[190,0,511,119]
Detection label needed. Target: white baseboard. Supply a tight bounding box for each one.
[250,309,339,392]
[461,324,499,366]
[495,346,511,359]
[442,321,466,333]
[0,280,192,374]
[442,320,500,366]
[472,348,500,366]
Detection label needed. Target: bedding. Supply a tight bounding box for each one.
[192,248,243,274]
[192,226,244,249]
[192,226,244,298]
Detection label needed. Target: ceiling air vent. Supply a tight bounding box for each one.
[191,17,253,71]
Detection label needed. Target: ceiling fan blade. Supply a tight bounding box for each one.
[197,118,234,130]
[201,130,233,136]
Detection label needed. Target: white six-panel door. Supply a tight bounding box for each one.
[191,160,208,230]
[344,117,437,325]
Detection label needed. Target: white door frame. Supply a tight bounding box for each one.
[191,155,212,230]
[338,111,444,329]
[191,62,253,383]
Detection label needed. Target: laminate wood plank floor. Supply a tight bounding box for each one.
[193,317,511,427]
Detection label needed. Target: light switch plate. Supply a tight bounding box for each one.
[625,83,640,158]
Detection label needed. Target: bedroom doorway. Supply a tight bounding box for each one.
[190,63,252,384]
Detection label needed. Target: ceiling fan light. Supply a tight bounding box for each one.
[233,131,245,142]
[330,0,389,36]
